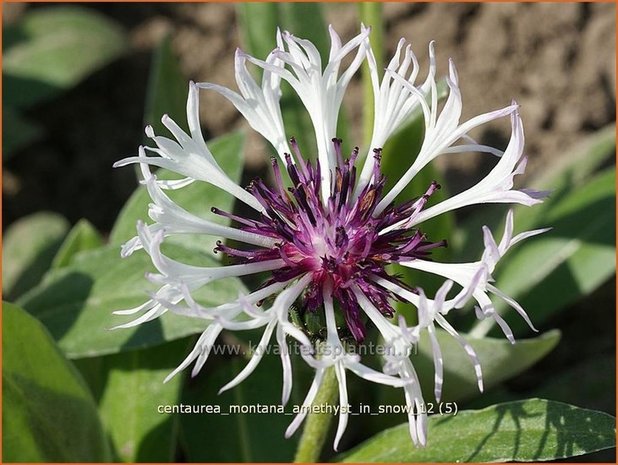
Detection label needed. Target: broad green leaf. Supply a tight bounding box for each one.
[2,302,111,462]
[52,219,103,269]
[109,131,246,254]
[179,350,303,462]
[3,106,43,158]
[75,339,189,462]
[471,167,615,337]
[4,6,127,108]
[144,35,187,140]
[17,244,246,358]
[340,399,616,462]
[3,211,69,300]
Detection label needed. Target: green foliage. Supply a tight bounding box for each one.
[4,6,127,109]
[236,3,280,62]
[3,211,69,300]
[3,302,111,462]
[340,399,616,462]
[52,219,104,269]
[532,355,615,415]
[75,339,189,462]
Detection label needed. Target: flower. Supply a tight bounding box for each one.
[114,25,547,448]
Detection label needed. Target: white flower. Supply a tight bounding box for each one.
[114,25,547,449]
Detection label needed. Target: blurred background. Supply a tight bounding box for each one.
[3,2,616,463]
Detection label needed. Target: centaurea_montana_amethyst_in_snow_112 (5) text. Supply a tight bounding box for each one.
[113,24,549,449]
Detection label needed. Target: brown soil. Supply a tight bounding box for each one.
[4,2,616,230]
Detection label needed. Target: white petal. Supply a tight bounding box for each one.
[285,368,325,438]
[427,324,444,402]
[333,362,349,451]
[434,314,483,392]
[164,323,222,383]
[218,320,277,394]
[277,324,293,406]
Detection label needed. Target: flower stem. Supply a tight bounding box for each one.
[360,2,384,146]
[293,366,338,462]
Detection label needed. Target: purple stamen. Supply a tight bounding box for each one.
[214,140,446,341]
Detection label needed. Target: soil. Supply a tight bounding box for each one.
[3,2,615,231]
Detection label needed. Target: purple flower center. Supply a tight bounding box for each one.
[213,138,446,341]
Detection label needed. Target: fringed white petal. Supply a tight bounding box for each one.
[114,85,264,212]
[216,274,311,400]
[198,48,290,157]
[218,319,277,394]
[402,111,546,227]
[137,221,285,287]
[121,163,277,256]
[164,323,223,382]
[277,324,294,406]
[285,368,326,438]
[374,60,522,215]
[400,359,428,446]
[247,26,370,202]
[333,362,349,451]
[434,314,484,392]
[110,284,181,329]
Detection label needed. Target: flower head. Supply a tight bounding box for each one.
[114,25,547,448]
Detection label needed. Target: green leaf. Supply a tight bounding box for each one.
[179,350,301,462]
[75,339,189,462]
[3,106,44,158]
[109,131,246,254]
[3,211,69,300]
[144,35,187,139]
[340,399,616,462]
[17,244,247,358]
[4,6,127,109]
[471,167,616,337]
[2,302,111,462]
[52,219,103,269]
[527,124,616,204]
